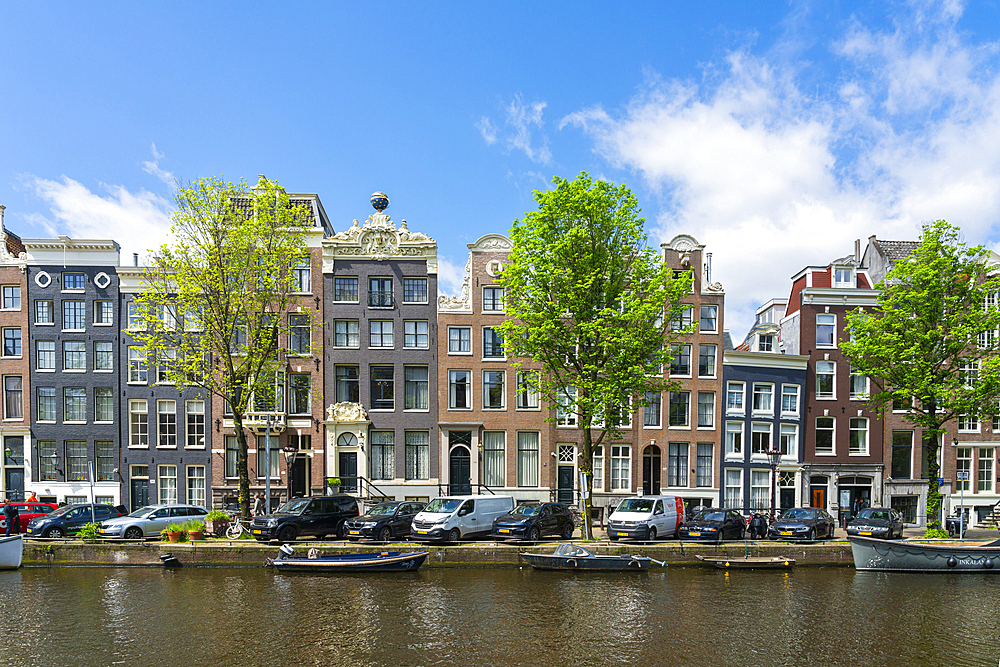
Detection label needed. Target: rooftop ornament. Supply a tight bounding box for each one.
[370,191,389,213]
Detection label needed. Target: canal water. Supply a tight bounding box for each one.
[0,565,997,666]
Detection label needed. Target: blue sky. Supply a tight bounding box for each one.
[3,1,1000,338]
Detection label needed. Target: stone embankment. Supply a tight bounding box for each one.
[22,538,855,568]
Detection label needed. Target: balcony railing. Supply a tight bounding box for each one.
[368,291,394,307]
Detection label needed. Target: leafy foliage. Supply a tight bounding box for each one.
[77,522,100,542]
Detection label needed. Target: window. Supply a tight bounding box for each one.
[482,287,504,312]
[63,341,85,370]
[517,432,539,486]
[156,348,176,384]
[816,361,835,398]
[698,344,716,377]
[94,301,113,325]
[959,414,979,431]
[670,344,691,376]
[225,436,238,478]
[404,366,428,410]
[751,423,771,454]
[62,272,85,291]
[369,320,393,347]
[158,400,177,447]
[779,424,797,456]
[334,320,360,348]
[483,371,505,409]
[699,305,718,332]
[369,277,393,307]
[752,384,773,412]
[403,277,428,303]
[696,444,713,487]
[2,286,20,310]
[3,376,22,419]
[2,329,20,357]
[405,431,429,480]
[697,392,714,428]
[38,441,57,481]
[293,257,311,293]
[187,466,206,508]
[129,400,148,447]
[816,313,836,348]
[256,441,278,479]
[960,359,979,387]
[593,445,605,491]
[36,341,55,370]
[643,391,662,427]
[845,417,861,454]
[335,366,360,403]
[725,421,743,456]
[95,387,113,422]
[815,417,834,454]
[611,445,630,490]
[288,314,310,354]
[403,320,428,348]
[891,431,913,479]
[516,371,540,409]
[727,382,744,412]
[163,305,182,333]
[668,391,690,427]
[288,374,310,414]
[845,365,868,400]
[834,268,853,287]
[370,366,394,410]
[758,334,774,352]
[370,432,395,480]
[556,387,577,426]
[127,302,143,330]
[62,301,85,330]
[483,327,504,358]
[668,443,688,487]
[483,431,505,487]
[671,306,693,332]
[96,441,114,481]
[724,469,743,509]
[449,370,471,409]
[750,470,769,511]
[95,341,113,371]
[66,441,87,481]
[35,300,53,324]
[781,385,799,415]
[158,465,177,505]
[978,448,995,493]
[37,387,56,421]
[448,327,471,353]
[334,277,358,302]
[128,347,147,383]
[186,400,205,448]
[182,306,203,332]
[63,387,86,422]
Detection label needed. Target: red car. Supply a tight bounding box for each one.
[1,502,59,532]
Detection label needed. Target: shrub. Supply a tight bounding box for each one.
[205,510,229,521]
[77,522,100,542]
[186,520,206,533]
[924,528,950,539]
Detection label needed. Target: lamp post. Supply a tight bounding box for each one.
[264,415,273,515]
[766,448,782,521]
[954,437,966,539]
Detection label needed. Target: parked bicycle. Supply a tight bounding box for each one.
[225,510,252,539]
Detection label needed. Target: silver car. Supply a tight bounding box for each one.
[99,504,208,539]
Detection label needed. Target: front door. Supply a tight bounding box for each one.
[338,452,358,493]
[780,488,795,510]
[289,456,307,498]
[643,446,661,495]
[557,466,574,504]
[449,447,471,495]
[4,468,23,501]
[130,479,149,511]
[811,487,826,509]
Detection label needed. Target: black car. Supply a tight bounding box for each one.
[492,503,575,541]
[344,501,425,541]
[249,496,359,542]
[846,507,904,539]
[25,503,125,538]
[768,507,837,541]
[678,508,746,542]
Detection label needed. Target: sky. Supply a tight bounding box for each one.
[4,1,1000,340]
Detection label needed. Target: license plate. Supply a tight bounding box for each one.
[418,530,428,535]
[780,531,793,536]
[252,529,262,535]
[26,528,32,534]
[860,531,872,536]
[498,528,510,534]
[349,530,360,535]
[617,532,629,537]
[689,532,701,537]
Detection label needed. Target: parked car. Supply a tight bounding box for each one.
[25,503,125,537]
[946,512,969,537]
[846,507,904,540]
[344,501,425,541]
[410,495,516,542]
[768,507,837,541]
[0,502,58,533]
[678,508,746,542]
[492,503,575,541]
[98,504,208,539]
[606,495,685,541]
[249,495,359,542]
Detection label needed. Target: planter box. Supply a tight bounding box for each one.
[206,519,229,536]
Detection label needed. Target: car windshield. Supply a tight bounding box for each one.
[781,509,817,521]
[424,499,462,513]
[616,499,655,513]
[46,505,80,518]
[693,511,725,522]
[510,505,541,516]
[858,509,890,521]
[275,499,311,515]
[367,504,397,516]
[127,507,158,518]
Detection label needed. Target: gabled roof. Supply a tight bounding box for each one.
[872,239,920,263]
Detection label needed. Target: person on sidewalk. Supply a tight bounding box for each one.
[26,492,38,503]
[3,498,19,537]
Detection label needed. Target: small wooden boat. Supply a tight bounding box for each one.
[849,535,1000,572]
[521,543,660,570]
[0,534,23,570]
[696,555,795,569]
[269,546,428,573]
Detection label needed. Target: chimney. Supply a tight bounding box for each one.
[854,239,860,261]
[706,252,713,284]
[133,253,139,267]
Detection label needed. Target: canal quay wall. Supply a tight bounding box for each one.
[22,539,856,568]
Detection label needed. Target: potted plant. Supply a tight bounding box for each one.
[205,510,230,537]
[327,477,342,494]
[165,523,188,543]
[187,520,206,541]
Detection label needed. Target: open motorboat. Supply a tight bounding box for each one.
[695,555,796,570]
[0,534,23,570]
[849,535,1000,572]
[521,543,662,571]
[268,545,428,572]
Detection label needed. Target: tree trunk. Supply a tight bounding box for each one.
[580,427,594,540]
[232,412,251,522]
[924,397,942,529]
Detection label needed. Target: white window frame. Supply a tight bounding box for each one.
[724,468,743,509]
[780,384,799,416]
[727,381,745,413]
[816,313,837,348]
[725,421,743,458]
[816,361,836,399]
[779,423,798,458]
[751,383,773,414]
[815,416,835,455]
[849,417,869,456]
[447,326,472,355]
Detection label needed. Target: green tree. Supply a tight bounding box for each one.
[496,173,692,539]
[843,220,1000,529]
[133,176,317,520]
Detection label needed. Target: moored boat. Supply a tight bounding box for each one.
[849,535,1000,572]
[0,534,23,570]
[269,546,428,573]
[695,555,796,569]
[521,542,659,570]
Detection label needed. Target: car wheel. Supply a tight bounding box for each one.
[45,527,65,538]
[277,526,297,543]
[337,523,347,539]
[647,527,657,541]
[608,534,619,541]
[448,528,461,543]
[528,526,541,542]
[123,527,143,540]
[562,522,574,540]
[808,528,816,542]
[377,527,392,542]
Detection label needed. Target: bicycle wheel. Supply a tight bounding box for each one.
[225,522,244,539]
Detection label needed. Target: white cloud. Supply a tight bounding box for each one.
[141,142,177,190]
[564,4,1000,340]
[476,117,498,146]
[478,94,553,164]
[437,254,466,298]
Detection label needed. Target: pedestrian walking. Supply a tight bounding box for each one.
[3,498,19,537]
[253,494,264,517]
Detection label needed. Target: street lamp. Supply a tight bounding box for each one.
[953,437,966,539]
[765,448,782,521]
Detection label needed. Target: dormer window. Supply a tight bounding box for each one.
[834,268,853,288]
[758,334,774,352]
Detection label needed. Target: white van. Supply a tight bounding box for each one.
[606,495,685,541]
[410,495,516,542]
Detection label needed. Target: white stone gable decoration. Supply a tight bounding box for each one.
[326,402,369,423]
[470,233,512,251]
[666,234,704,252]
[438,252,473,312]
[325,212,437,270]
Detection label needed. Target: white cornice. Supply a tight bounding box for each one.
[723,350,810,370]
[801,287,879,307]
